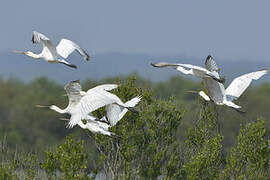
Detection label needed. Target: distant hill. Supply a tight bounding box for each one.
[0,51,269,84]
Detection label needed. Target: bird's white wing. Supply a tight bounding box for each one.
[151,62,202,71]
[79,84,118,96]
[64,80,82,107]
[151,62,207,73]
[64,80,82,93]
[89,84,118,92]
[32,31,57,55]
[105,104,122,126]
[32,31,50,44]
[105,96,141,126]
[151,62,205,73]
[68,90,119,128]
[178,63,206,71]
[56,38,89,60]
[205,55,219,72]
[225,69,268,101]
[117,96,141,121]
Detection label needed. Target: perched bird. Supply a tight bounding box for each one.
[194,55,268,111]
[13,31,90,69]
[36,80,138,129]
[151,60,225,83]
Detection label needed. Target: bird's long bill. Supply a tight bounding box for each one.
[186,90,198,94]
[35,104,50,108]
[12,50,26,54]
[59,118,70,121]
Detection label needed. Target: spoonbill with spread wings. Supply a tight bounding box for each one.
[13,31,90,69]
[36,80,138,129]
[151,59,224,83]
[194,55,268,111]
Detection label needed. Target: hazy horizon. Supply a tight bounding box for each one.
[1,0,270,60]
[1,0,270,83]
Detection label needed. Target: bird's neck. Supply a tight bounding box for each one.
[27,52,42,59]
[50,105,67,114]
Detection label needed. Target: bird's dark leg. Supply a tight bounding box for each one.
[95,118,111,125]
[232,107,246,114]
[58,60,77,69]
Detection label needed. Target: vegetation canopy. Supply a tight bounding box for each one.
[0,75,270,179]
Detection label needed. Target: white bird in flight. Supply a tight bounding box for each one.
[36,80,138,130]
[61,96,141,137]
[151,60,225,83]
[13,31,90,69]
[195,55,268,111]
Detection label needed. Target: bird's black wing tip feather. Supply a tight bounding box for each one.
[31,34,35,44]
[83,49,90,61]
[71,79,80,84]
[150,63,157,67]
[261,68,268,73]
[85,54,90,61]
[69,64,78,69]
[207,55,212,59]
[205,55,213,64]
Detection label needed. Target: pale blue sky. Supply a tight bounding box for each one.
[1,0,270,61]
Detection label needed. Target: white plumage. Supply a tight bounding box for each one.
[225,70,268,101]
[75,96,141,136]
[101,96,141,126]
[197,55,268,110]
[151,61,224,83]
[36,80,138,131]
[13,31,90,69]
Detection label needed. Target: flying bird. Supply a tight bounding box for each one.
[59,117,114,136]
[151,60,225,83]
[36,80,138,129]
[193,55,268,111]
[61,96,141,137]
[13,31,90,69]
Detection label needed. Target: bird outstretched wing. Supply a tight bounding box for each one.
[105,96,141,126]
[56,38,90,60]
[67,88,122,128]
[205,55,219,72]
[89,84,118,92]
[64,80,82,93]
[32,31,50,44]
[225,69,268,101]
[64,80,83,107]
[151,62,224,83]
[32,31,57,56]
[152,62,208,73]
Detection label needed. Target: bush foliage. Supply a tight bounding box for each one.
[0,75,270,179]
